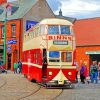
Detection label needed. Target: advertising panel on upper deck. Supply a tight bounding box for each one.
[47,35,73,51]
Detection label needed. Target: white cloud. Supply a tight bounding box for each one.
[54,0,100,18]
[7,0,100,19]
[7,0,17,2]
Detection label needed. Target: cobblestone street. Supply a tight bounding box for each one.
[56,81,100,100]
[0,71,100,100]
[0,71,61,100]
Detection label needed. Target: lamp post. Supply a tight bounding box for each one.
[3,3,11,66]
[3,5,7,66]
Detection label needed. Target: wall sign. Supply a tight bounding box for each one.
[26,20,38,31]
[8,40,17,44]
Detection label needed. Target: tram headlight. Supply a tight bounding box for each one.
[49,71,52,75]
[68,72,72,76]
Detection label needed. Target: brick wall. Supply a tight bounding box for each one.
[0,19,22,70]
[0,0,6,4]
[76,46,100,73]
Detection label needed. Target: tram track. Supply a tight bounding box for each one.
[0,78,7,89]
[17,84,42,100]
[17,84,64,100]
[52,89,63,100]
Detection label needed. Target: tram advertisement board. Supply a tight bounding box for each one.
[47,35,73,50]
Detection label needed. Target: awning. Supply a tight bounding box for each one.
[86,51,100,54]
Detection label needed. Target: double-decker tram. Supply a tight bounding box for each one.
[22,18,76,88]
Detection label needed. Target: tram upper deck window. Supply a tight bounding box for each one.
[49,51,60,62]
[40,25,45,35]
[48,25,59,34]
[61,25,70,35]
[61,52,72,62]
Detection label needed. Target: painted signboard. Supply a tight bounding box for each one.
[7,40,17,44]
[26,20,38,31]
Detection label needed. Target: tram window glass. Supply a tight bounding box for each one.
[37,52,40,64]
[49,51,60,58]
[48,25,59,34]
[32,28,34,37]
[37,27,40,36]
[38,27,41,36]
[23,53,25,61]
[34,28,36,37]
[35,28,38,36]
[33,52,35,63]
[40,25,45,35]
[61,52,72,62]
[60,25,70,35]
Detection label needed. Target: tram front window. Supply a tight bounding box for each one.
[49,51,60,62]
[61,52,72,62]
[48,25,59,34]
[61,25,70,35]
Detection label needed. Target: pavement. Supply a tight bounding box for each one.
[0,71,100,100]
[56,80,100,100]
[0,71,61,100]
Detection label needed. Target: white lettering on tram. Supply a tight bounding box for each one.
[48,35,72,41]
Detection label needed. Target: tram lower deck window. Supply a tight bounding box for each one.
[61,52,72,62]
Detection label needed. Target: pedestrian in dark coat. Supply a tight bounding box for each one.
[80,62,88,84]
[18,60,22,74]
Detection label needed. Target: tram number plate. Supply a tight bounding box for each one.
[53,41,68,45]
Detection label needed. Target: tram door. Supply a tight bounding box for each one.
[42,49,47,78]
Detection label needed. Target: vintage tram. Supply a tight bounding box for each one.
[22,18,76,88]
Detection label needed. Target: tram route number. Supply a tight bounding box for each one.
[53,40,68,45]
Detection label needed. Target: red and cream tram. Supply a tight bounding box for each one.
[22,18,76,88]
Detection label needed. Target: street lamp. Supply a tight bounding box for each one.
[3,3,11,67]
[3,5,7,66]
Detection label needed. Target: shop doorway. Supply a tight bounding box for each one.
[90,54,100,63]
[0,49,3,63]
[7,53,12,69]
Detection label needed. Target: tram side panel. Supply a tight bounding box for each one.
[22,49,43,82]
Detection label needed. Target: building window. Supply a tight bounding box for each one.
[11,24,16,37]
[1,26,4,38]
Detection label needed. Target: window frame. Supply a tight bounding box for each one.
[48,51,60,62]
[61,52,72,62]
[11,24,16,37]
[1,25,4,38]
[60,25,70,35]
[48,25,59,34]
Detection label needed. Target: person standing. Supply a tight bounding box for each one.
[74,61,79,82]
[90,61,98,83]
[18,60,22,74]
[80,63,86,84]
[80,62,88,84]
[14,62,18,74]
[98,62,100,80]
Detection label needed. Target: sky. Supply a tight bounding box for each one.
[7,0,100,19]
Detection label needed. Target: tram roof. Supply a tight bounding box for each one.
[39,18,73,25]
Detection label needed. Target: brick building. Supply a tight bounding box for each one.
[0,0,6,4]
[0,0,55,70]
[74,18,100,72]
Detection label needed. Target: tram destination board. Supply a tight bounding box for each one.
[53,40,68,45]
